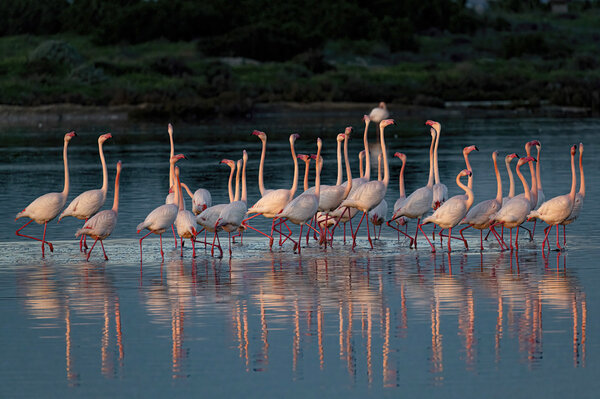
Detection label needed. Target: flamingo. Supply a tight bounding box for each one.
[165,123,181,247]
[387,152,412,242]
[388,126,436,248]
[273,138,323,254]
[59,133,112,251]
[244,133,300,246]
[16,131,76,256]
[368,102,389,124]
[489,156,536,250]
[484,152,519,242]
[216,150,249,256]
[368,153,387,240]
[75,160,122,261]
[460,151,504,250]
[174,167,199,258]
[137,154,186,261]
[428,120,448,210]
[196,159,237,257]
[418,169,474,253]
[252,130,272,197]
[511,140,539,239]
[191,188,212,215]
[559,142,585,246]
[340,119,394,249]
[527,144,577,251]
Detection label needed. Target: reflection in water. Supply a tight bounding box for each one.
[14,249,590,391]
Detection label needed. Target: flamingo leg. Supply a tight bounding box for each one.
[16,219,54,252]
[191,238,196,258]
[86,237,99,261]
[180,238,184,257]
[412,218,421,249]
[519,225,533,241]
[484,229,492,241]
[480,229,484,251]
[83,218,89,249]
[418,223,435,253]
[458,227,469,250]
[555,225,563,251]
[514,227,520,250]
[351,212,366,249]
[532,219,537,237]
[297,225,303,254]
[171,225,177,248]
[228,232,232,257]
[563,225,567,246]
[139,231,153,261]
[365,213,373,249]
[447,227,452,253]
[100,240,108,260]
[159,234,165,259]
[542,225,552,252]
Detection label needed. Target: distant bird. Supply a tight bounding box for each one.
[174,168,199,258]
[428,120,448,210]
[419,169,474,253]
[137,154,185,261]
[527,145,577,251]
[76,161,122,261]
[59,133,112,251]
[559,142,585,246]
[15,131,76,256]
[368,102,389,124]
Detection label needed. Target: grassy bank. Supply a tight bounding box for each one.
[1,7,599,120]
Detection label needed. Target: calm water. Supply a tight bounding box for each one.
[1,115,599,397]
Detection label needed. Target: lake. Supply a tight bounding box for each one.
[1,114,598,397]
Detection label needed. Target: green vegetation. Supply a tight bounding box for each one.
[0,0,599,119]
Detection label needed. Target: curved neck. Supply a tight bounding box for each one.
[536,147,543,191]
[463,150,473,190]
[380,123,389,187]
[506,159,515,198]
[99,140,108,193]
[180,182,194,199]
[363,121,371,181]
[578,149,585,197]
[227,165,235,203]
[233,161,241,202]
[569,150,576,201]
[241,157,247,204]
[62,140,70,198]
[399,157,406,198]
[303,160,310,192]
[336,139,343,186]
[434,128,441,184]
[456,173,474,209]
[169,131,174,189]
[359,153,364,179]
[289,139,299,198]
[493,155,502,204]
[342,136,352,198]
[111,167,120,213]
[516,162,530,201]
[258,138,267,196]
[427,132,435,188]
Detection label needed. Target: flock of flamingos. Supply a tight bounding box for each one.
[14,105,585,261]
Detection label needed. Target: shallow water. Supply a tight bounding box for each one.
[1,116,599,397]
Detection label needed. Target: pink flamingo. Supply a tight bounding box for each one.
[428,120,448,210]
[191,187,212,215]
[528,145,577,251]
[16,131,76,256]
[59,133,112,251]
[297,154,312,192]
[165,123,181,247]
[559,142,585,245]
[137,154,185,261]
[387,152,412,243]
[484,152,519,241]
[75,161,122,261]
[368,153,387,240]
[418,169,474,253]
[174,167,199,258]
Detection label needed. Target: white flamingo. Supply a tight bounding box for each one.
[75,160,122,261]
[273,138,323,254]
[340,119,394,249]
[418,169,474,253]
[428,120,448,210]
[191,187,212,215]
[514,140,539,209]
[368,153,387,239]
[137,154,185,261]
[460,151,504,250]
[559,142,585,246]
[216,150,249,256]
[489,156,536,250]
[368,102,389,124]
[244,133,300,246]
[16,131,76,256]
[389,126,436,248]
[527,145,577,251]
[59,133,112,251]
[174,167,199,258]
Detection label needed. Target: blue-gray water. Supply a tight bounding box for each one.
[1,115,598,397]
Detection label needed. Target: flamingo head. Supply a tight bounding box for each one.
[464,145,479,154]
[344,126,353,136]
[579,142,584,154]
[492,151,498,160]
[378,101,387,109]
[252,130,266,140]
[425,120,441,134]
[316,137,322,150]
[517,156,536,167]
[460,169,473,178]
[168,123,173,136]
[64,131,76,141]
[394,152,407,162]
[571,144,577,156]
[168,186,174,193]
[242,149,248,162]
[290,133,300,143]
[310,154,317,160]
[380,119,394,128]
[171,153,186,163]
[505,153,519,163]
[220,159,235,168]
[297,154,310,162]
[99,133,112,143]
[363,114,370,124]
[336,133,345,142]
[359,150,365,159]
[529,140,541,147]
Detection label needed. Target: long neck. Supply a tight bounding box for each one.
[363,121,371,181]
[169,131,174,188]
[62,140,70,199]
[173,171,180,207]
[241,157,247,204]
[177,173,184,211]
[427,133,435,188]
[380,124,389,187]
[233,162,241,202]
[493,155,502,204]
[315,151,322,198]
[99,141,108,194]
[258,138,267,196]
[303,161,310,192]
[336,140,343,186]
[399,158,406,198]
[377,154,382,181]
[516,163,530,201]
[536,147,543,191]
[180,182,194,199]
[463,151,473,190]
[578,149,585,197]
[289,139,299,198]
[568,151,576,201]
[456,173,474,209]
[434,129,441,184]
[506,159,515,198]
[359,153,364,179]
[111,168,120,213]
[526,145,537,204]
[227,166,235,203]
[342,137,352,198]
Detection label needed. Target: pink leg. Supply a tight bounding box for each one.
[484,229,492,241]
[418,223,435,253]
[180,238,184,257]
[83,218,89,249]
[351,212,366,249]
[555,225,563,251]
[172,225,177,248]
[16,219,54,252]
[100,240,108,260]
[542,226,551,251]
[86,238,99,261]
[139,231,153,261]
[41,222,48,257]
[515,227,520,250]
[563,225,567,246]
[297,225,304,254]
[447,227,453,253]
[458,226,469,249]
[365,213,373,249]
[480,229,483,251]
[228,232,233,257]
[159,234,164,259]
[532,219,537,237]
[191,238,196,258]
